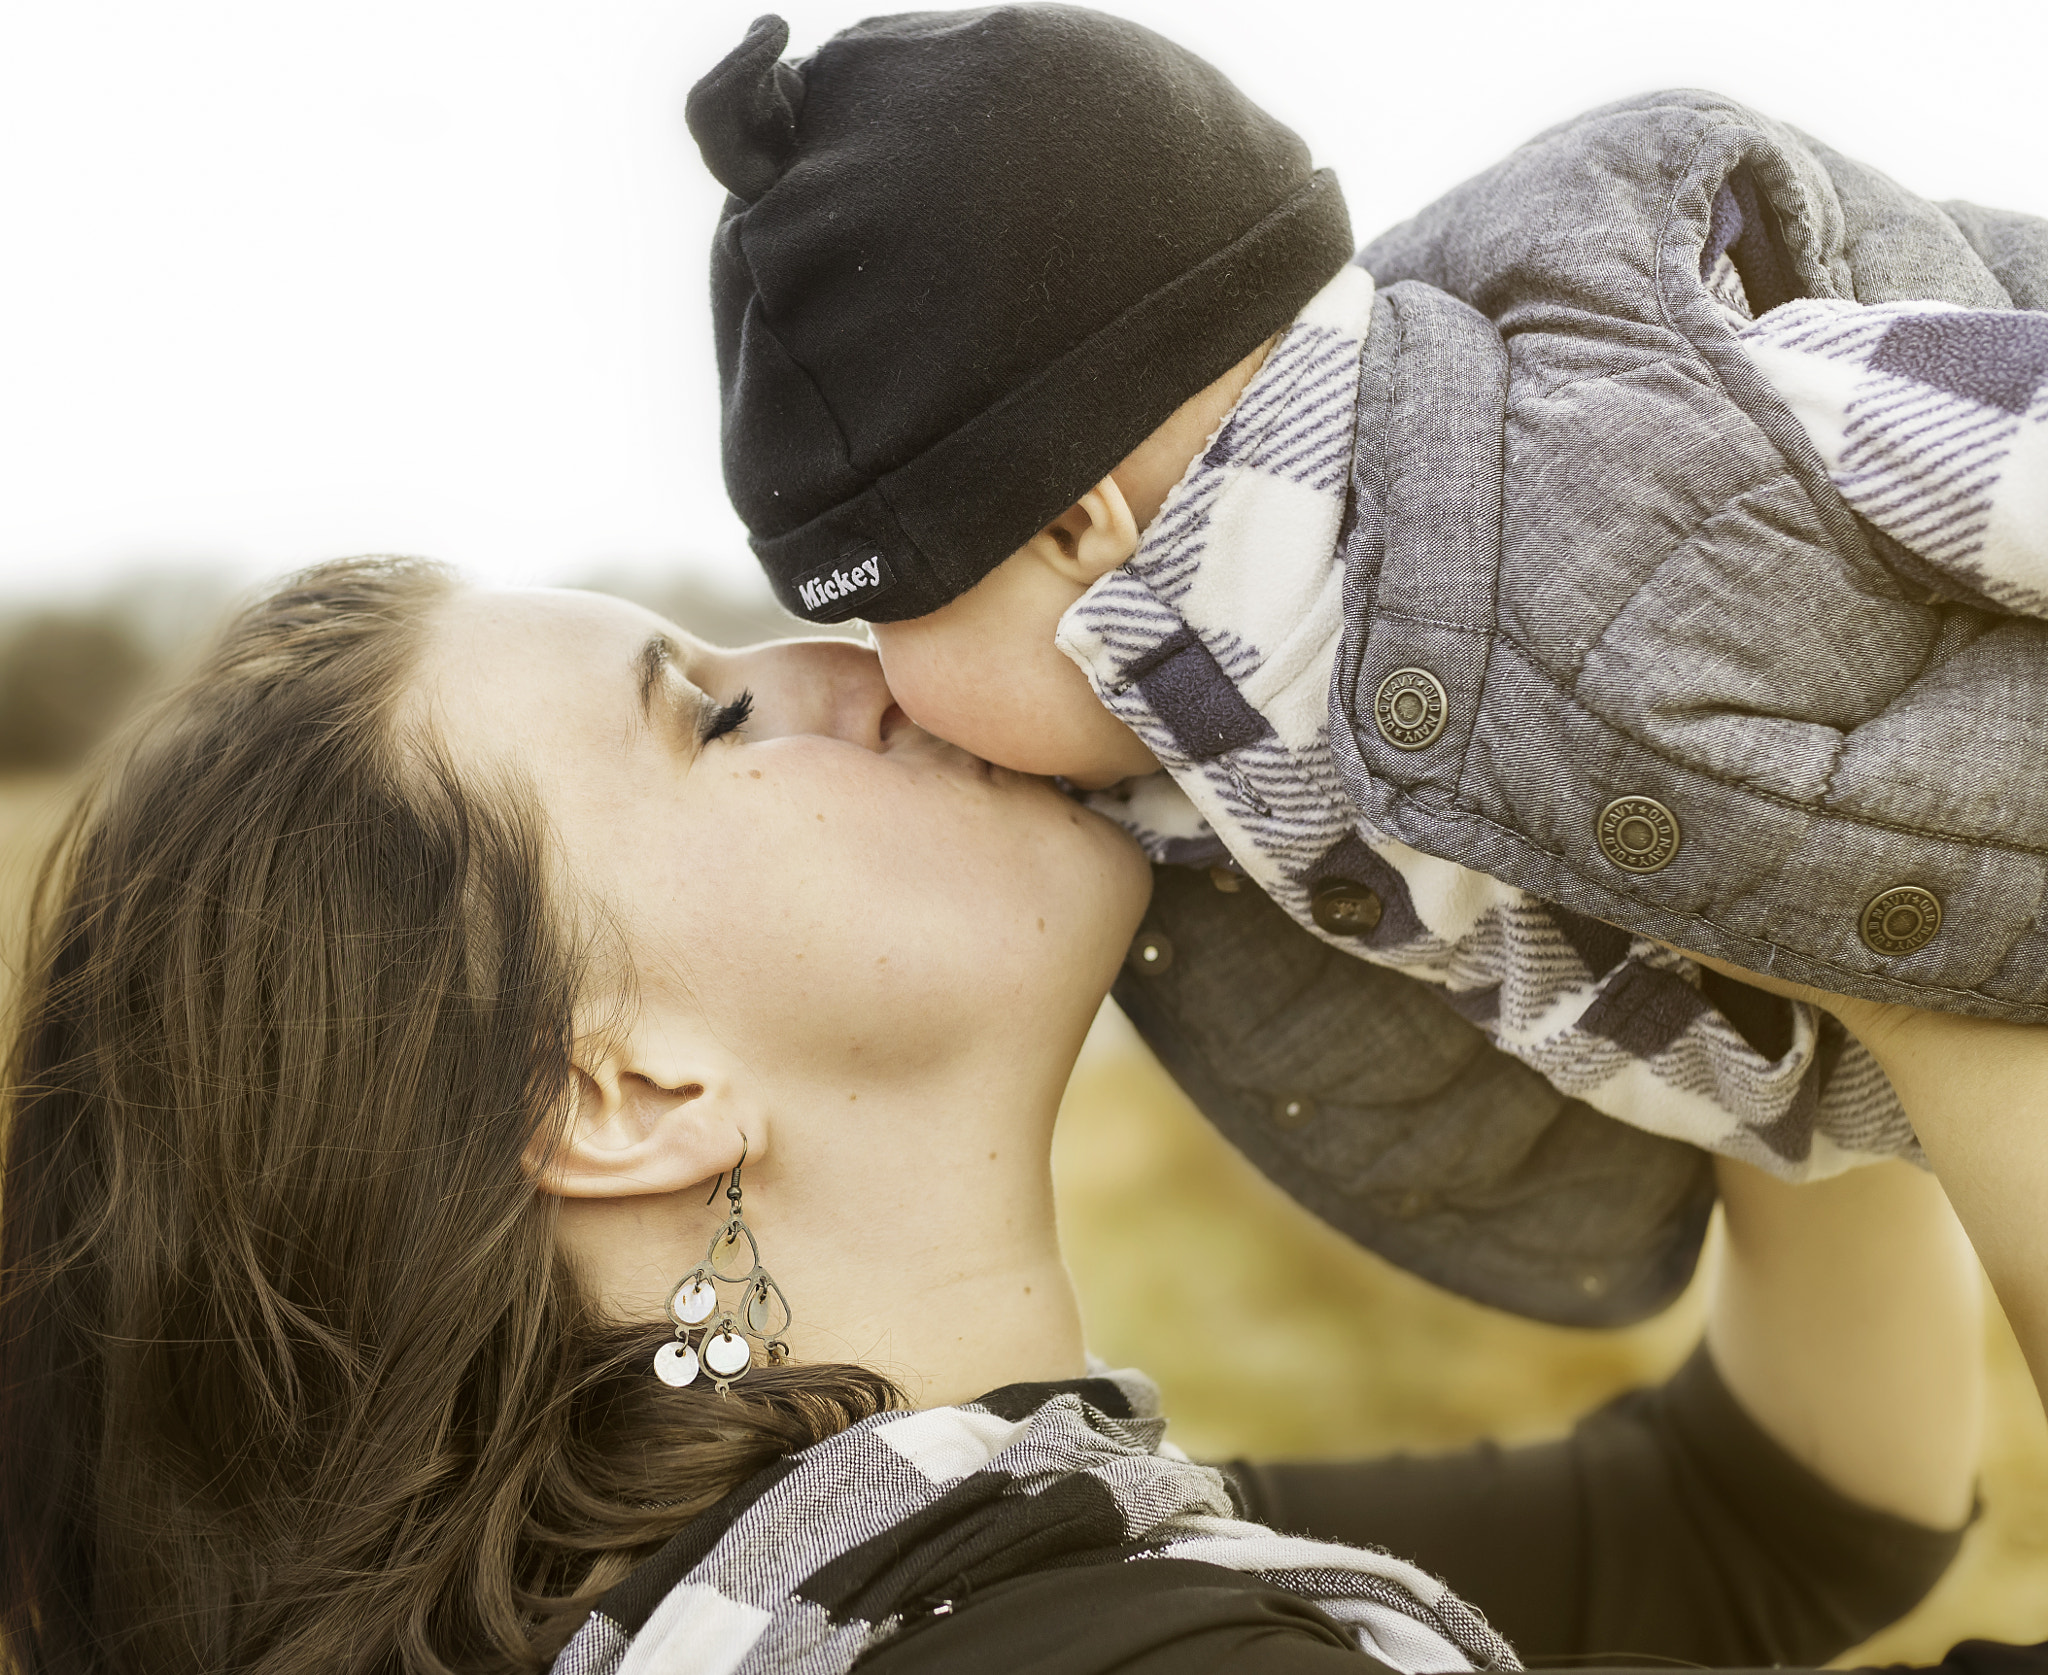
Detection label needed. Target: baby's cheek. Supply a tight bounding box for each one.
[938,667,1098,775]
[870,623,1006,752]
[872,603,1126,777]
[865,620,937,718]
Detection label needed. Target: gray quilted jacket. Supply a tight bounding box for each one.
[1114,91,2048,1325]
[1346,89,2048,1022]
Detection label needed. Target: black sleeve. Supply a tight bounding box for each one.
[853,1557,1398,1675]
[1225,1345,1966,1668]
[848,1563,2042,1675]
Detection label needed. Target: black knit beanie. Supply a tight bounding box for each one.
[688,6,1352,623]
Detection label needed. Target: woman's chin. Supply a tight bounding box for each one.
[1068,802,1155,932]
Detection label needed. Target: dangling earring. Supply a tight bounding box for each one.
[653,1141,793,1395]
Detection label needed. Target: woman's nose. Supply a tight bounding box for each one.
[725,637,897,750]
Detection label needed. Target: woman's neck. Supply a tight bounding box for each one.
[798,1229,1088,1410]
[556,1056,1089,1410]
[768,1053,1090,1408]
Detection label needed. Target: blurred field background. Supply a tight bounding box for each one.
[1,581,2043,1663]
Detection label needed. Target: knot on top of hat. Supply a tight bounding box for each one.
[687,14,805,203]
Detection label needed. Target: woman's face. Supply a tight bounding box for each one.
[413,586,1151,1099]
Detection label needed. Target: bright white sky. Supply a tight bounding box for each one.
[1,0,2042,610]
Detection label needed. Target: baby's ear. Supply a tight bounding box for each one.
[528,1056,751,1200]
[1026,477,1139,585]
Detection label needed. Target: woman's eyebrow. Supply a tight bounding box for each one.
[633,632,716,756]
[634,634,676,717]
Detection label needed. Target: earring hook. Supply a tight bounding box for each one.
[704,1135,750,1205]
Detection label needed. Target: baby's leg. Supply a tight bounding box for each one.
[1708,1154,1981,1527]
[1688,950,2048,1421]
[1862,1010,2048,1416]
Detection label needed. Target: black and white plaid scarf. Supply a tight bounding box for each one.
[551,1367,1518,1675]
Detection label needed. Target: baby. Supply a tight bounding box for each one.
[684,7,2048,1359]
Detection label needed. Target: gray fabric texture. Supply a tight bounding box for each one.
[1940,200,2048,311]
[1113,866,1716,1327]
[1343,90,2048,1021]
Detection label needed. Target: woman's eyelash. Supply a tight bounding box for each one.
[699,690,754,745]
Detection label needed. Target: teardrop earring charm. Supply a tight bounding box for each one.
[653,1142,794,1395]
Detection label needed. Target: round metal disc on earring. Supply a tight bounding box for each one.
[702,1332,752,1380]
[1597,796,1681,873]
[671,1278,717,1326]
[1860,885,1941,956]
[1373,668,1449,750]
[653,1340,701,1388]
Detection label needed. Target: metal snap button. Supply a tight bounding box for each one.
[1127,931,1174,975]
[1373,667,1449,751]
[1596,796,1681,873]
[1270,1094,1316,1131]
[1310,878,1383,937]
[1859,885,1942,957]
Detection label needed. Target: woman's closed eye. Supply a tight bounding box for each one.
[700,690,754,746]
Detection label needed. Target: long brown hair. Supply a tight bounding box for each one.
[0,558,895,1675]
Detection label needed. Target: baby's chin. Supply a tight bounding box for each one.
[1056,760,1152,793]
[979,715,1162,788]
[1053,734,1163,791]
[895,677,1157,785]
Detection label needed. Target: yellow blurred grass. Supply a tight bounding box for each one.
[0,773,68,988]
[3,772,2042,1659]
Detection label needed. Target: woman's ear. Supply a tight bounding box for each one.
[529,1056,753,1200]
[1022,475,1139,586]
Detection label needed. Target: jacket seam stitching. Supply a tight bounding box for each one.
[1817,604,1953,808]
[1382,793,2044,1010]
[1649,123,1728,343]
[1469,312,1509,813]
[1373,612,1493,636]
[1388,623,2048,858]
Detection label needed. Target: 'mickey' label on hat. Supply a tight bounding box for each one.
[794,547,894,620]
